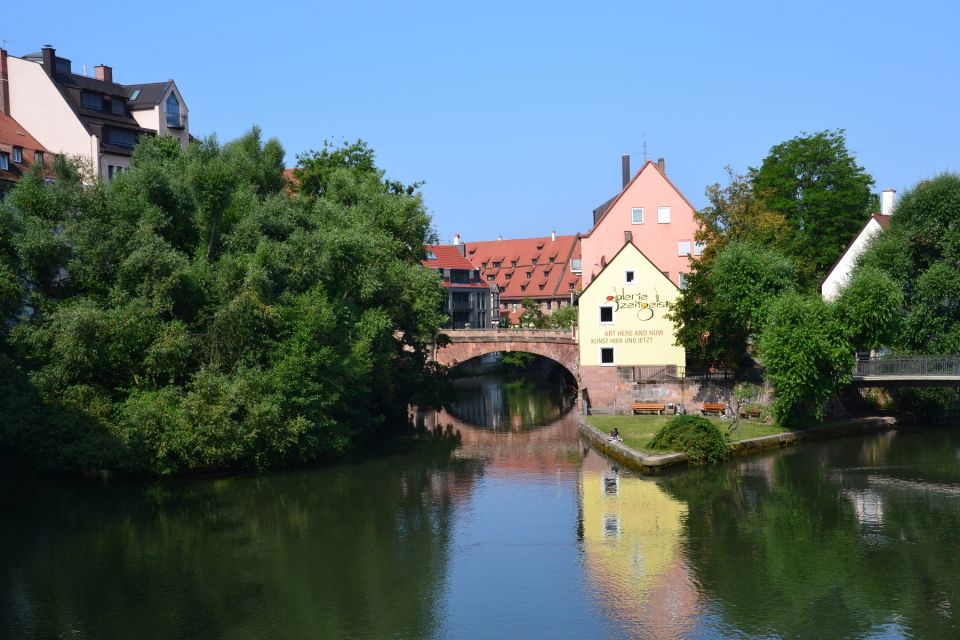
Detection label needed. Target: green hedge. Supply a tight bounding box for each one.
[649,415,729,465]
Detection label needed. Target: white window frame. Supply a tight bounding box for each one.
[657,206,671,224]
[599,305,615,325]
[624,270,636,285]
[694,242,706,256]
[678,241,691,257]
[12,147,22,163]
[599,346,616,366]
[631,207,644,224]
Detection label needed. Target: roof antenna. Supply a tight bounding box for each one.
[642,133,648,163]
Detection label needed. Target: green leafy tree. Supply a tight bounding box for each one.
[518,297,546,328]
[752,130,876,287]
[757,292,854,428]
[547,304,577,329]
[670,241,797,367]
[0,130,448,475]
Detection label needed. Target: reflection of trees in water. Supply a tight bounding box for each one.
[447,368,576,430]
[0,444,478,640]
[659,431,960,639]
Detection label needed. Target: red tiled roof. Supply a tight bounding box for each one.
[0,112,49,184]
[422,244,480,270]
[465,234,582,301]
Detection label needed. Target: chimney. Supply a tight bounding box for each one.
[881,188,897,216]
[42,45,55,77]
[0,49,9,115]
[657,157,665,174]
[621,154,631,188]
[95,65,112,83]
[497,235,502,241]
[452,233,461,245]
[624,230,632,244]
[551,230,556,242]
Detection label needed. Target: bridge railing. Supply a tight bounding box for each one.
[444,328,577,339]
[854,356,960,378]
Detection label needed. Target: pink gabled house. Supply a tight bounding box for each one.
[581,157,701,290]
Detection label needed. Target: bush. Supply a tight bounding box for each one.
[649,415,729,465]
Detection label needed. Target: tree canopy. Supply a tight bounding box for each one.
[752,129,876,287]
[0,129,448,475]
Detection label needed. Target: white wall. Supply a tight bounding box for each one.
[6,55,95,165]
[821,218,884,301]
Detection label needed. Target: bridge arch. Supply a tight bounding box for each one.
[432,329,580,383]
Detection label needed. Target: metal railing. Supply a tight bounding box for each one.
[854,356,960,378]
[618,365,735,383]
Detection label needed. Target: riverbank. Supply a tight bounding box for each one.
[579,413,899,473]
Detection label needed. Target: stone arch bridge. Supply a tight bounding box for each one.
[432,329,580,381]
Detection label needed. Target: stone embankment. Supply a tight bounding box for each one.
[579,415,898,474]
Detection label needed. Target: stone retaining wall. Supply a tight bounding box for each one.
[579,415,899,474]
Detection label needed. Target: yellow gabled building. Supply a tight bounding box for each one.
[578,240,685,409]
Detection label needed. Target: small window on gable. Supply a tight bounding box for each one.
[600,347,615,366]
[599,306,614,324]
[12,147,23,163]
[694,242,706,256]
[625,270,635,285]
[657,206,671,224]
[166,93,183,128]
[678,241,691,257]
[631,207,644,224]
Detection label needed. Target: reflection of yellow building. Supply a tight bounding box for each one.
[580,451,699,636]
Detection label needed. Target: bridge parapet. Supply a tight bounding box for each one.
[852,355,960,387]
[444,328,577,343]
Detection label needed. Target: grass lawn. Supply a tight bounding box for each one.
[589,414,790,455]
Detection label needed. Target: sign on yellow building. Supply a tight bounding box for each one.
[578,242,685,368]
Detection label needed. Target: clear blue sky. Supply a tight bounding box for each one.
[6,1,958,243]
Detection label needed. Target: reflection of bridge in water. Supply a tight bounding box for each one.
[852,356,960,387]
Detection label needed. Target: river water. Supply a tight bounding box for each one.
[3,372,960,639]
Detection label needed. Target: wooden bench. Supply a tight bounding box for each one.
[739,407,762,419]
[632,402,666,415]
[701,402,727,416]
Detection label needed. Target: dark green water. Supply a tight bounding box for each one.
[2,375,960,639]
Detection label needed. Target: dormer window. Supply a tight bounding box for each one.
[105,128,136,148]
[492,261,501,268]
[425,251,437,260]
[81,92,103,111]
[12,147,22,163]
[166,93,183,128]
[111,99,125,115]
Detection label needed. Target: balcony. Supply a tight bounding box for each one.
[166,112,186,129]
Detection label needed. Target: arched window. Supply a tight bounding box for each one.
[165,93,182,128]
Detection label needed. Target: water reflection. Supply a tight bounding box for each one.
[579,449,701,639]
[446,372,576,430]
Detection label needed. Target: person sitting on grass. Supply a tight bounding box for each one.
[608,428,622,442]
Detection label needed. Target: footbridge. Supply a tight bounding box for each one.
[852,356,960,388]
[432,329,580,380]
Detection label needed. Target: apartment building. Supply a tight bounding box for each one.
[464,232,581,324]
[0,46,188,181]
[423,244,499,329]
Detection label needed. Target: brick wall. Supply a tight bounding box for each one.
[582,365,743,415]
